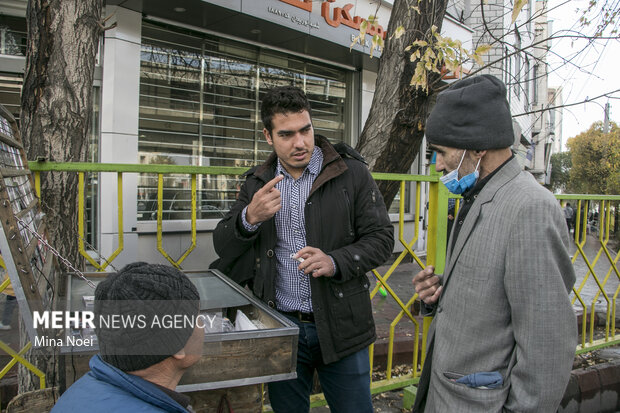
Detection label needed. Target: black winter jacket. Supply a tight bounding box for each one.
[212,136,394,364]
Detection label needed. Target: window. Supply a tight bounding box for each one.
[0,72,21,121]
[138,24,350,221]
[0,15,27,57]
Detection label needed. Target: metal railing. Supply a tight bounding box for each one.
[556,195,620,352]
[0,257,46,391]
[0,162,618,406]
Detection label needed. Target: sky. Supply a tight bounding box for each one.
[547,0,620,148]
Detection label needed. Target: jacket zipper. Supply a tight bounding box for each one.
[342,188,354,238]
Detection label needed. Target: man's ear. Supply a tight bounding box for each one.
[263,128,273,146]
[473,150,487,159]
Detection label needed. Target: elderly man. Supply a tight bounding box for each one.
[412,75,576,412]
[52,262,203,412]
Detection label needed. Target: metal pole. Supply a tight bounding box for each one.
[603,102,611,133]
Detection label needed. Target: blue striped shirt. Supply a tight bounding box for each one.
[242,147,324,312]
[272,147,323,313]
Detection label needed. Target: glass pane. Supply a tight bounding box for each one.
[0,72,22,122]
[0,15,27,57]
[389,182,411,215]
[138,24,350,221]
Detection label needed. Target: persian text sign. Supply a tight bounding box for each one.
[240,0,387,56]
[282,0,387,39]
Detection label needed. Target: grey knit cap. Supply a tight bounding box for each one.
[94,262,200,372]
[425,74,515,150]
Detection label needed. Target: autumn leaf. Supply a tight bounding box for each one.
[471,52,485,66]
[475,44,492,55]
[350,20,369,51]
[511,0,528,25]
[370,34,384,58]
[391,25,406,40]
[360,19,368,38]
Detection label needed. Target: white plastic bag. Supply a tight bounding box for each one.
[234,309,258,331]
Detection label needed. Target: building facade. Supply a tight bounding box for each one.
[461,0,563,184]
[0,0,476,269]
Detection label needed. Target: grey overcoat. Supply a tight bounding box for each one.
[414,157,577,412]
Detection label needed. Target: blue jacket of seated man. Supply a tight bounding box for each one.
[51,354,189,412]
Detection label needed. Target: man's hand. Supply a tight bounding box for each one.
[294,247,335,278]
[246,175,284,225]
[413,265,442,304]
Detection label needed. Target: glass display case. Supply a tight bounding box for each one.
[61,269,298,392]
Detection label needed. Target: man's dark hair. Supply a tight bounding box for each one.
[261,86,312,133]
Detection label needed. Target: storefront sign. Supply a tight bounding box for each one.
[282,0,387,39]
[267,6,320,30]
[238,0,385,56]
[204,0,471,59]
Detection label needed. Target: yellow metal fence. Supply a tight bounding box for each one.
[0,162,618,405]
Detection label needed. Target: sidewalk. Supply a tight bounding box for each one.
[568,234,620,317]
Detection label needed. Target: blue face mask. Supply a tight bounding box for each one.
[440,150,481,195]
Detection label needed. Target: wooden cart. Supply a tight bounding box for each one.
[61,269,299,412]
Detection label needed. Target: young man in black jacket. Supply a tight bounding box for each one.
[213,87,394,412]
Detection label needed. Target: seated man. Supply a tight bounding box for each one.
[52,262,203,413]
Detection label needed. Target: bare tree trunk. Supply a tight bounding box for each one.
[356,0,448,208]
[19,0,102,393]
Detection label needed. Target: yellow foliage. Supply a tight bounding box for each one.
[392,25,406,40]
[471,53,485,66]
[370,35,384,58]
[512,0,529,25]
[475,44,492,55]
[348,9,492,92]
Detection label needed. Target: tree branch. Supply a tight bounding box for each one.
[513,88,620,117]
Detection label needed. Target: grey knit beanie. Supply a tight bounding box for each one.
[425,74,515,150]
[94,262,200,372]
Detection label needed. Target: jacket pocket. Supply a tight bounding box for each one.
[443,371,504,389]
[329,276,374,344]
[452,262,493,282]
[341,188,355,241]
[438,369,510,405]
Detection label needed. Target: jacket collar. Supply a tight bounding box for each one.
[89,355,188,412]
[442,157,522,286]
[252,135,348,193]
